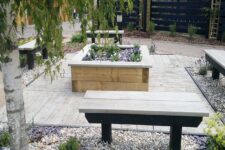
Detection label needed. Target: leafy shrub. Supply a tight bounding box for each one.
[204,113,225,150]
[105,45,120,58]
[18,37,35,46]
[188,25,197,39]
[149,42,156,54]
[111,53,119,62]
[169,23,176,37]
[131,44,142,62]
[147,21,155,37]
[90,44,100,53]
[59,138,80,150]
[207,64,213,71]
[71,34,85,43]
[198,65,207,76]
[222,31,225,42]
[19,55,27,68]
[0,131,10,147]
[35,52,43,66]
[134,43,140,50]
[127,22,135,31]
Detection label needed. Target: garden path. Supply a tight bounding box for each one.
[0,53,214,134]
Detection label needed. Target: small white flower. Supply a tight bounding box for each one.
[36,52,42,57]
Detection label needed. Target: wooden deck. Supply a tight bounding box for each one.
[0,54,214,134]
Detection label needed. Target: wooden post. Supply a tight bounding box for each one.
[101,123,112,143]
[169,126,182,150]
[146,0,151,32]
[212,67,220,79]
[139,0,143,29]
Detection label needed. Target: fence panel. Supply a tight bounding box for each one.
[122,0,140,28]
[150,0,211,36]
[218,1,225,40]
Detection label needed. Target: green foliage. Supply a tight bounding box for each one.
[149,42,156,54]
[18,37,35,46]
[71,34,85,43]
[169,23,176,37]
[111,53,119,62]
[134,44,140,50]
[131,44,142,62]
[198,65,207,76]
[35,52,43,66]
[222,31,225,42]
[147,21,155,36]
[0,0,133,79]
[127,22,135,31]
[188,25,197,39]
[59,138,80,150]
[19,55,27,68]
[202,7,220,18]
[105,45,120,58]
[207,64,213,71]
[0,131,10,147]
[204,113,225,150]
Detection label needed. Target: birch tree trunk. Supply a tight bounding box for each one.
[1,1,28,149]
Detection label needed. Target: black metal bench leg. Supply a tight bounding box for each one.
[91,37,95,43]
[169,126,182,150]
[119,35,122,44]
[27,52,34,70]
[101,123,112,144]
[42,47,48,59]
[212,67,220,80]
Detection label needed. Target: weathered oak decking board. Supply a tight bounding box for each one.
[0,53,214,134]
[72,67,149,92]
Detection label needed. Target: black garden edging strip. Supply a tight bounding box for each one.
[25,71,44,87]
[185,67,225,124]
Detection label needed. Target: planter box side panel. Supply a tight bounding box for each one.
[71,66,149,92]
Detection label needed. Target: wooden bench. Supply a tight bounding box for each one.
[79,91,209,150]
[205,49,225,80]
[86,30,124,44]
[19,40,48,70]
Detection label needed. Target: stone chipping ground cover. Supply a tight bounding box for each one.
[28,126,208,150]
[186,67,225,123]
[22,66,45,86]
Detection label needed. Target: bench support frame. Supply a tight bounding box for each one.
[206,54,225,80]
[85,113,202,150]
[19,47,48,70]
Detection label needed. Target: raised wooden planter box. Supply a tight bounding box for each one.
[68,44,151,92]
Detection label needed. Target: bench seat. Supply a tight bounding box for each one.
[205,49,225,79]
[79,91,209,150]
[86,30,124,44]
[19,40,48,69]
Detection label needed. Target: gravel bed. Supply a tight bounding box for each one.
[186,67,225,123]
[28,126,207,150]
[83,47,141,62]
[21,66,45,87]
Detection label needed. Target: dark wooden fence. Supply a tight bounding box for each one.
[218,1,225,40]
[150,0,211,36]
[122,0,140,28]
